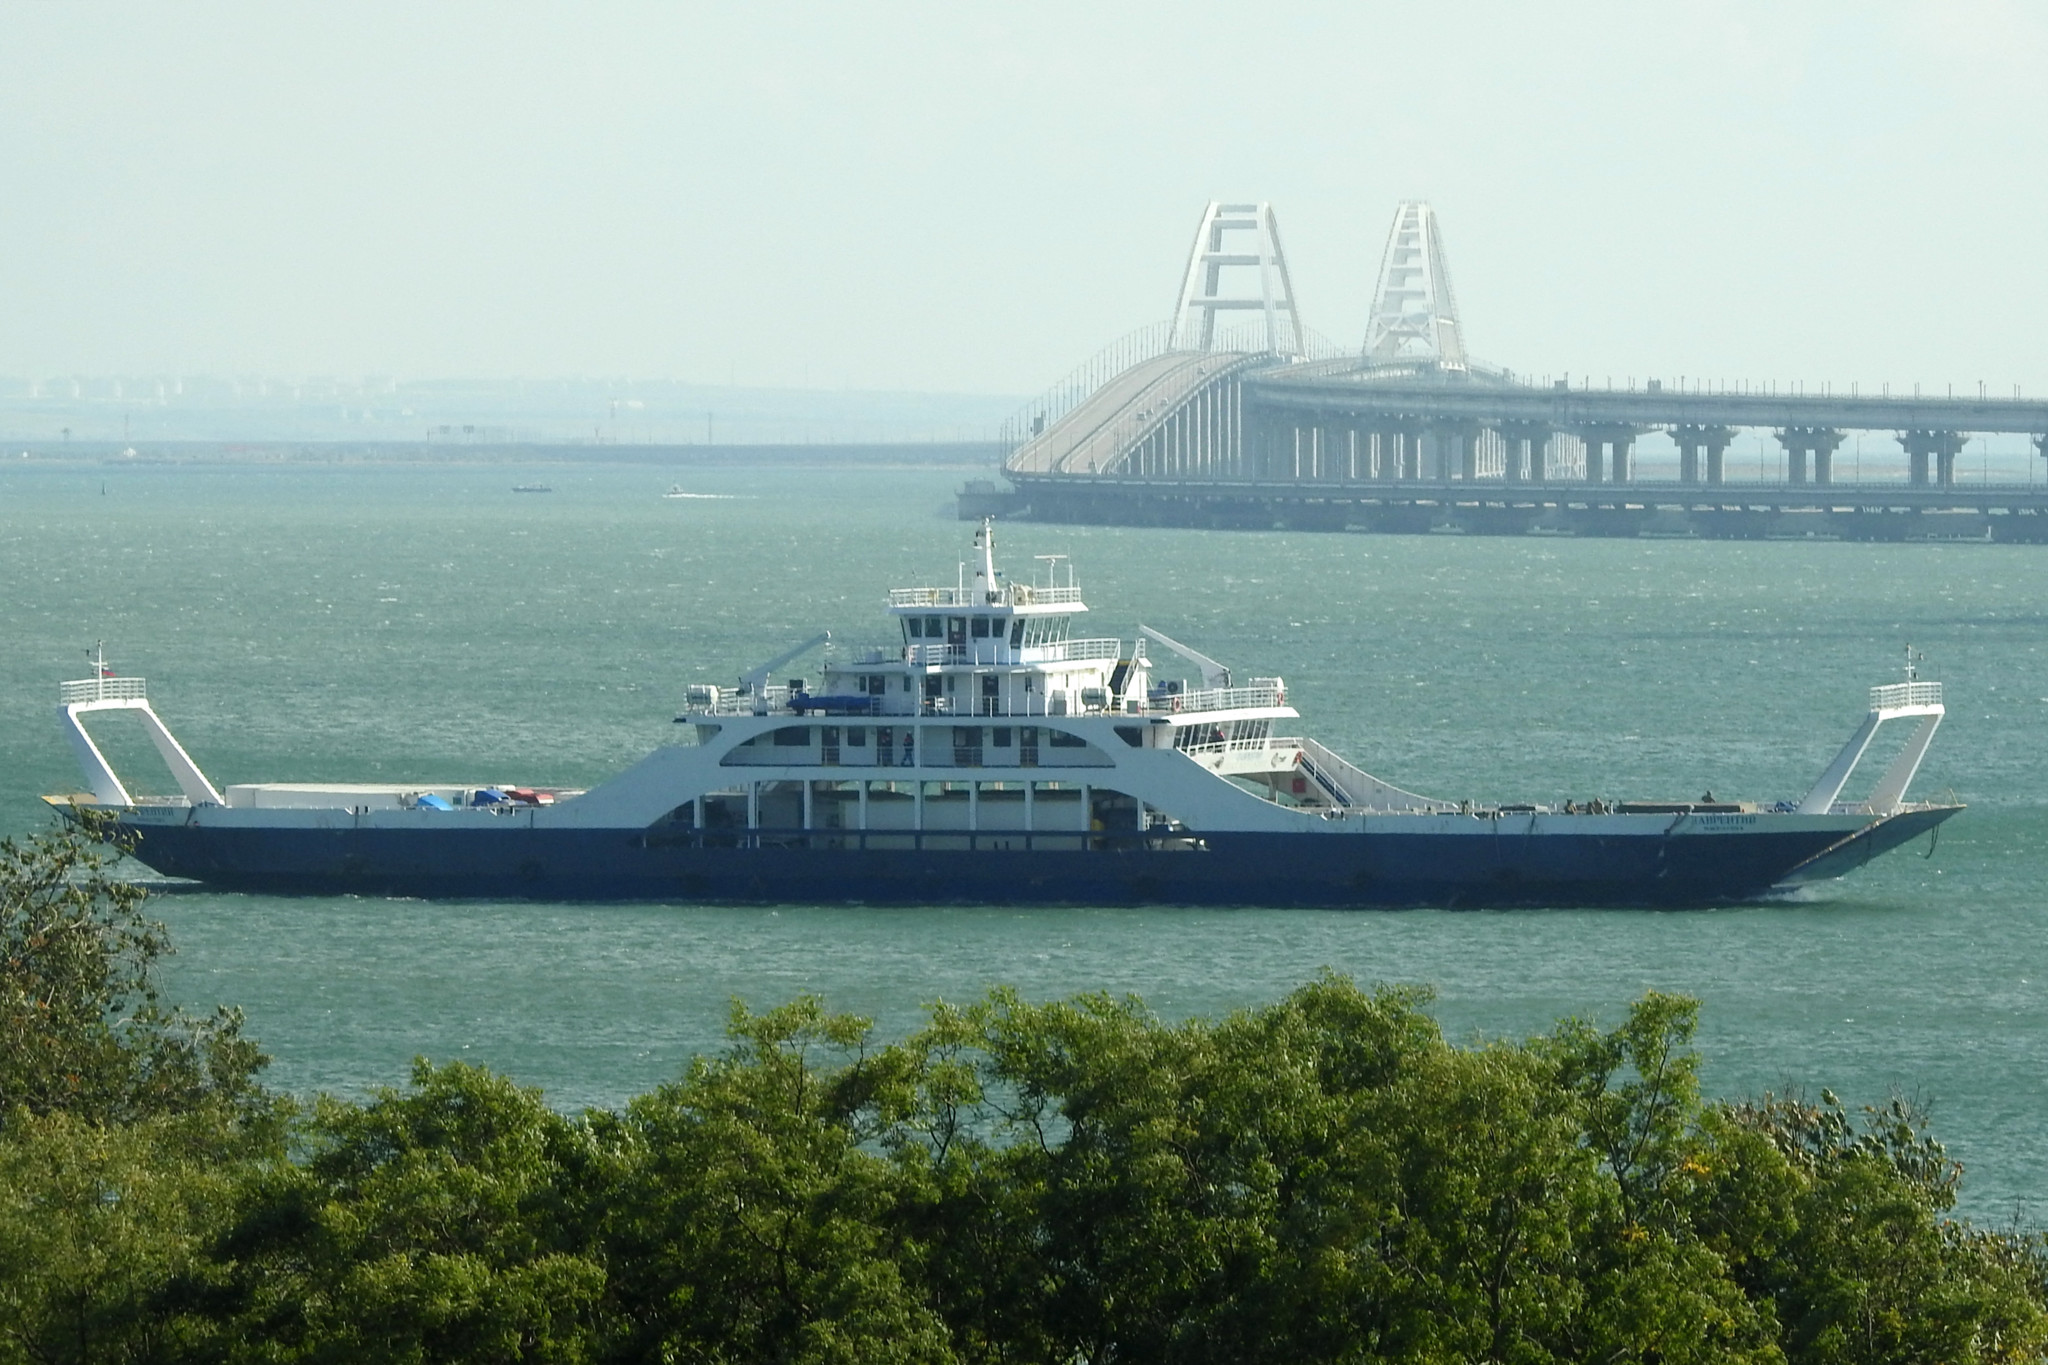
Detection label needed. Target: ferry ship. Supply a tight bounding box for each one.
[47,524,1959,907]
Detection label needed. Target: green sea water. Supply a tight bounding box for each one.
[3,459,2045,1217]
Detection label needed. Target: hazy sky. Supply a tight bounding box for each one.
[3,2,2042,395]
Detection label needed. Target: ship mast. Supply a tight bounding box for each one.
[973,517,1000,605]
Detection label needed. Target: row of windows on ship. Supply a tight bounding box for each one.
[658,782,1203,853]
[900,614,1074,647]
[723,719,1273,767]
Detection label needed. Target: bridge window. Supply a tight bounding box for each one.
[846,726,867,747]
[1010,620,1025,647]
[971,616,991,639]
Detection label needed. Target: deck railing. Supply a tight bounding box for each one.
[1869,681,1943,710]
[60,676,148,705]
[1149,683,1283,714]
[854,638,1125,668]
[888,583,1086,608]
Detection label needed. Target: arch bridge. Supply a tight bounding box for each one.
[988,202,2048,541]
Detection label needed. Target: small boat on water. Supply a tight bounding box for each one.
[512,483,553,494]
[46,524,1960,906]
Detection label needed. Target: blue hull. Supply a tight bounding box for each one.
[106,807,1957,908]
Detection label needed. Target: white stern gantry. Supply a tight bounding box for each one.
[55,646,223,808]
[1797,653,1945,815]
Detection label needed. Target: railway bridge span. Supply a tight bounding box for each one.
[983,201,2048,541]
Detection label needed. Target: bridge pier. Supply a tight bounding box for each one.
[1579,425,1638,484]
[1436,421,1481,482]
[1496,421,1550,484]
[1670,425,1735,486]
[1776,426,1846,486]
[1374,424,1418,480]
[1902,429,1965,488]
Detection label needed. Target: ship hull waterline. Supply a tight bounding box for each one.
[74,805,1959,909]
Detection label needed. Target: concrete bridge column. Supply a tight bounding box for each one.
[1435,422,1481,483]
[1496,422,1550,485]
[1776,427,1843,487]
[1936,432,1963,487]
[1901,430,1965,488]
[1904,433,1929,487]
[1379,425,1418,481]
[1580,425,1638,485]
[1810,430,1845,485]
[1702,428,1734,484]
[1668,426,1733,486]
[1321,420,1349,482]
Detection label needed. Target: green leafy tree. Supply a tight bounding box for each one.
[0,1110,252,1365]
[925,976,1777,1365]
[189,1060,606,1363]
[0,820,266,1128]
[599,996,957,1365]
[1705,1091,2048,1365]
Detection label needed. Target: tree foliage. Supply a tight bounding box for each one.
[1,825,2044,1363]
[0,819,267,1129]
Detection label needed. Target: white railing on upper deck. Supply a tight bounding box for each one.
[889,583,1087,608]
[60,676,148,705]
[1870,681,1943,710]
[857,638,1125,668]
[1150,683,1284,714]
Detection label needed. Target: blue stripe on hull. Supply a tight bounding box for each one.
[106,809,1956,907]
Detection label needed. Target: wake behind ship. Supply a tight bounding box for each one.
[49,523,1959,907]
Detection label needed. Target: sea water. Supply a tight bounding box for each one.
[1,458,2043,1218]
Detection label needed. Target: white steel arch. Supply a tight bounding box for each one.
[1362,201,1467,372]
[1169,202,1305,358]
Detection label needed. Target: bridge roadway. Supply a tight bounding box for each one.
[1250,370,2048,490]
[1008,350,1261,475]
[1257,370,2048,440]
[1007,471,2048,540]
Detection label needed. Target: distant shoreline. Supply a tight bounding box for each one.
[0,439,1008,468]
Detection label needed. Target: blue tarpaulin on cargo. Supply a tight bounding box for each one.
[472,788,509,806]
[416,793,455,810]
